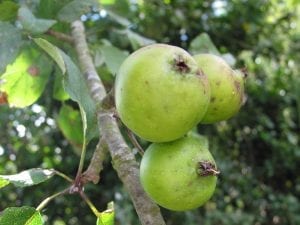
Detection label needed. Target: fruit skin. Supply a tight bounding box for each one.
[140,133,218,211]
[193,54,245,123]
[115,44,210,142]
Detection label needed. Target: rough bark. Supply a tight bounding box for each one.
[71,20,166,225]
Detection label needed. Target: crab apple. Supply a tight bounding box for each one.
[115,44,210,142]
[140,133,219,211]
[193,54,245,123]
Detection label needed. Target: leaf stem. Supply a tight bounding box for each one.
[54,170,74,183]
[80,191,101,217]
[36,188,69,211]
[75,137,87,181]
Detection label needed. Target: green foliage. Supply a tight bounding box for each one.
[0,206,43,225]
[0,21,22,74]
[0,168,55,189]
[97,202,115,225]
[0,46,52,107]
[0,1,19,21]
[56,104,83,154]
[57,0,99,22]
[18,6,56,34]
[0,0,299,225]
[33,38,66,74]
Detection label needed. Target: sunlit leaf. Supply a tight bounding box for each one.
[18,6,56,34]
[0,168,55,188]
[0,206,43,225]
[0,47,52,108]
[0,22,23,74]
[33,38,66,74]
[99,0,116,5]
[57,0,99,22]
[97,202,114,225]
[0,179,10,189]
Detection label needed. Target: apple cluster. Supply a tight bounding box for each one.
[115,44,245,211]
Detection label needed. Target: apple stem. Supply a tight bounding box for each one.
[126,127,145,156]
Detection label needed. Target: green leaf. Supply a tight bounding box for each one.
[100,45,129,75]
[106,10,131,27]
[33,38,66,74]
[0,47,52,108]
[53,69,70,101]
[126,29,156,50]
[57,0,99,22]
[0,1,19,21]
[97,202,114,225]
[0,21,23,74]
[32,37,97,142]
[18,6,56,34]
[60,51,98,142]
[100,0,116,5]
[0,168,55,188]
[0,179,10,189]
[57,104,83,154]
[189,33,220,55]
[0,206,43,225]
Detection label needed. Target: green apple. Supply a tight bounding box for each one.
[140,133,218,211]
[115,44,210,142]
[193,54,245,123]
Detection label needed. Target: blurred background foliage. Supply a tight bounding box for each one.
[0,0,299,224]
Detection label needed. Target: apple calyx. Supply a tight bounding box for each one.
[173,55,190,73]
[197,161,220,177]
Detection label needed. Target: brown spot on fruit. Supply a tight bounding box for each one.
[27,66,40,77]
[0,92,8,105]
[216,81,221,86]
[210,97,216,103]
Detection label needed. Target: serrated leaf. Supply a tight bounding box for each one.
[97,202,114,225]
[60,51,98,142]
[0,168,55,188]
[33,38,66,74]
[0,206,43,225]
[0,1,19,21]
[18,6,56,34]
[57,104,83,155]
[0,22,23,74]
[189,33,220,55]
[57,0,99,23]
[126,30,156,50]
[100,45,128,75]
[0,47,52,108]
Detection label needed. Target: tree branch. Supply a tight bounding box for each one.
[82,138,108,184]
[71,20,166,225]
